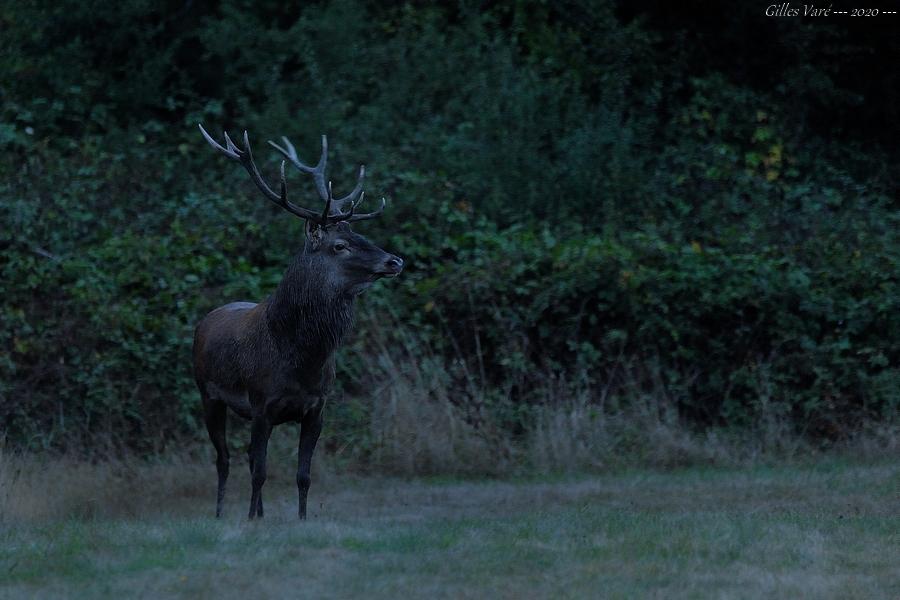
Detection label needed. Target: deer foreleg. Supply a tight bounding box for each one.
[246,448,264,517]
[297,405,324,519]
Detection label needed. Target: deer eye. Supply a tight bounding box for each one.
[333,241,349,252]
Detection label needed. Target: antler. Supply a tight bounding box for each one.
[269,135,385,223]
[199,124,386,225]
[198,124,325,222]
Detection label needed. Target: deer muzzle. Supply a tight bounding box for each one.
[380,255,404,278]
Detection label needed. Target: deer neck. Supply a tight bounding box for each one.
[265,254,355,368]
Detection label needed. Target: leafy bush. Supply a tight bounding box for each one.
[1,0,897,451]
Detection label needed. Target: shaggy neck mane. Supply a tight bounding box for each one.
[265,251,355,368]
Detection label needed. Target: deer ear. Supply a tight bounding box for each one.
[305,221,325,247]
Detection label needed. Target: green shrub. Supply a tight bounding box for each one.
[1,0,897,451]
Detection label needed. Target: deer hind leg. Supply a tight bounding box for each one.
[247,413,272,520]
[203,395,229,518]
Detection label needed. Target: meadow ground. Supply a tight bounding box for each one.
[1,453,897,599]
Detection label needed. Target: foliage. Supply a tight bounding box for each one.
[1,0,897,450]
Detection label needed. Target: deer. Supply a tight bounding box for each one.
[193,124,403,519]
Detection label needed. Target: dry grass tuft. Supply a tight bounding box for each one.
[0,450,212,523]
[337,331,898,477]
[364,358,515,476]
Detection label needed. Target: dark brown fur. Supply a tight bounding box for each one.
[193,222,402,519]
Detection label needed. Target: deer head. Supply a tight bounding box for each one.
[198,124,403,296]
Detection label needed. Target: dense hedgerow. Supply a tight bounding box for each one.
[1,0,897,450]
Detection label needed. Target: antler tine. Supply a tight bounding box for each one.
[267,136,304,169]
[279,160,288,200]
[278,136,299,163]
[269,134,330,203]
[198,124,323,222]
[333,165,366,214]
[346,197,386,222]
[320,181,334,223]
[344,191,362,219]
[238,130,281,200]
[224,131,242,155]
[199,123,240,159]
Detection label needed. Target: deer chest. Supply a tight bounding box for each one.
[264,385,326,424]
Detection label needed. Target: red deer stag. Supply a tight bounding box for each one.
[194,125,403,519]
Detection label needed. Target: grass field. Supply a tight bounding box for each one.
[1,455,897,599]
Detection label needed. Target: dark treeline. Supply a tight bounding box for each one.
[2,0,898,452]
